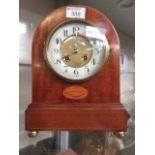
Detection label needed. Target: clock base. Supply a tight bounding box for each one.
[26,103,129,131]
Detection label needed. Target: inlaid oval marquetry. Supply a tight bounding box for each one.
[63,86,88,100]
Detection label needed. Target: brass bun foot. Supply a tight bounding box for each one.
[28,131,39,137]
[114,131,125,138]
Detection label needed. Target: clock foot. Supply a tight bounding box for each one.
[28,131,39,137]
[114,131,125,137]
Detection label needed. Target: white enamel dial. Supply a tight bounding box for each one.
[45,20,110,81]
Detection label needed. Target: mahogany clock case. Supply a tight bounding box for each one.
[26,5,129,131]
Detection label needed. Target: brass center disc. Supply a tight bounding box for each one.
[60,35,93,68]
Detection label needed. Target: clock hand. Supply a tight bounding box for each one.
[61,55,71,60]
[60,52,77,61]
[73,47,78,54]
[61,47,79,59]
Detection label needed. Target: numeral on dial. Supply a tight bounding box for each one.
[53,48,59,54]
[63,66,68,73]
[93,58,96,65]
[55,59,61,64]
[85,66,90,73]
[90,39,97,45]
[56,38,62,44]
[73,27,80,34]
[95,49,100,54]
[74,69,79,76]
[63,30,68,37]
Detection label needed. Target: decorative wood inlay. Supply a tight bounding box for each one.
[63,86,88,100]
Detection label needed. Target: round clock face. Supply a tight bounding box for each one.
[45,20,110,81]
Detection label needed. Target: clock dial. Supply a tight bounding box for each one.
[45,20,110,81]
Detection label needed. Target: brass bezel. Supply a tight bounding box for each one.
[44,19,110,82]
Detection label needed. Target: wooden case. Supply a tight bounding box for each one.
[25,5,129,132]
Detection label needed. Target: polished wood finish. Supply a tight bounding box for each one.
[26,5,129,131]
[26,103,128,131]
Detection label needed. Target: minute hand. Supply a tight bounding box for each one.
[60,52,77,60]
[61,48,79,59]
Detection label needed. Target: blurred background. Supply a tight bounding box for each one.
[19,0,135,154]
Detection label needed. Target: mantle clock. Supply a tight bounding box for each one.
[25,5,129,136]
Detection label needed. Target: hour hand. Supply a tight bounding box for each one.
[61,49,79,60]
